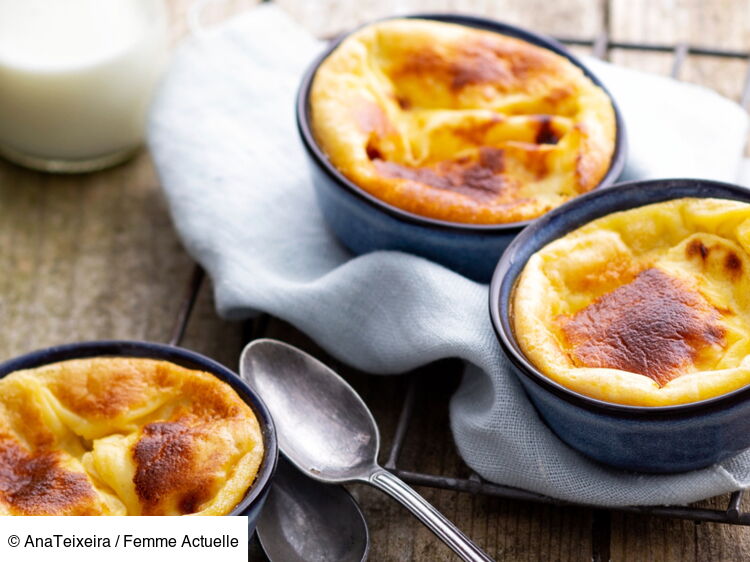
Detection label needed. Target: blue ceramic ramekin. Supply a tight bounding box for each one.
[0,340,278,524]
[489,178,750,473]
[296,13,627,282]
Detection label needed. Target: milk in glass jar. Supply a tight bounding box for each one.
[0,0,168,172]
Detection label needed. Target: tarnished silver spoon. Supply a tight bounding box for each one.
[240,338,494,562]
[256,457,369,562]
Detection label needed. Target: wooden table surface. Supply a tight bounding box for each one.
[2,0,750,559]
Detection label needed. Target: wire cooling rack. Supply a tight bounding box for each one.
[168,34,750,527]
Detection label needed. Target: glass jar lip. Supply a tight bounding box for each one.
[0,0,168,72]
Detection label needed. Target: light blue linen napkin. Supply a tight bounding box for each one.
[149,4,750,506]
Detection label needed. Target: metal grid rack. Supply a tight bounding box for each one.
[168,34,750,527]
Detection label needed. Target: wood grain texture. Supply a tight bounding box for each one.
[166,0,260,42]
[0,153,194,359]
[276,0,605,38]
[610,0,750,103]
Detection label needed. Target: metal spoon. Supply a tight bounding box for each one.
[256,456,369,562]
[240,338,494,562]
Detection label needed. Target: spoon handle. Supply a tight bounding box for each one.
[369,469,495,562]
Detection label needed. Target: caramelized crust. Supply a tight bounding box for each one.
[513,198,750,406]
[0,358,264,515]
[0,439,99,515]
[133,421,217,515]
[560,269,725,387]
[310,19,617,224]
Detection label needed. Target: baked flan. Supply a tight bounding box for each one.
[513,198,750,406]
[0,357,264,515]
[310,18,617,224]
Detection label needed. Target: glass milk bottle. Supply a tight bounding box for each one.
[0,0,168,173]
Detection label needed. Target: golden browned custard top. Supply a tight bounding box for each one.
[310,19,617,224]
[513,198,750,406]
[560,268,726,387]
[0,357,264,515]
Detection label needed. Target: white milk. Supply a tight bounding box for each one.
[0,0,168,171]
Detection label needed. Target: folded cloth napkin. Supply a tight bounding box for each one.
[149,4,750,506]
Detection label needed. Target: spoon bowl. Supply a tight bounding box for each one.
[241,339,494,562]
[257,457,369,562]
[242,339,379,482]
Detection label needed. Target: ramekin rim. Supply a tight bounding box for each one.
[488,178,750,419]
[0,339,278,516]
[295,12,628,233]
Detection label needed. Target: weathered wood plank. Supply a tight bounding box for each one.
[610,0,750,104]
[0,153,195,358]
[166,0,260,42]
[277,0,605,39]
